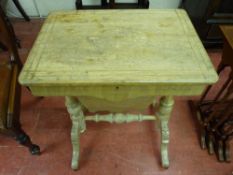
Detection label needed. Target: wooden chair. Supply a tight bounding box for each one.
[0,5,40,154]
[195,25,233,162]
[76,0,149,9]
[197,73,233,162]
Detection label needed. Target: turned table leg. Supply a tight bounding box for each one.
[156,96,174,168]
[65,97,86,170]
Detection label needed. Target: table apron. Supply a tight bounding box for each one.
[29,84,206,98]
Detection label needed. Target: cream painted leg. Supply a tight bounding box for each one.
[156,96,174,168]
[65,96,86,170]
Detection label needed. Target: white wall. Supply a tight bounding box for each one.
[3,0,181,18]
[150,0,181,9]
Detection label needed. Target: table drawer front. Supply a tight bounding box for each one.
[29,84,206,99]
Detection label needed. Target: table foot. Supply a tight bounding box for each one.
[65,97,86,170]
[15,130,40,155]
[200,129,207,149]
[224,141,231,162]
[217,140,224,162]
[71,152,79,170]
[156,96,174,169]
[207,135,214,155]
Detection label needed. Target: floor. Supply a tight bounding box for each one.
[0,19,232,175]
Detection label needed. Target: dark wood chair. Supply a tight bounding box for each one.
[0,4,40,154]
[193,25,233,162]
[76,0,149,9]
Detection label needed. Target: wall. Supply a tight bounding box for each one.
[2,0,181,17]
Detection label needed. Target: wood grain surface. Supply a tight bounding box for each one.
[19,10,218,91]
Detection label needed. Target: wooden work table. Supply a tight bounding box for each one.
[19,9,218,170]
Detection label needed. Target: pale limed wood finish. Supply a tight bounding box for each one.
[65,97,86,170]
[156,96,174,168]
[19,10,218,170]
[19,10,217,90]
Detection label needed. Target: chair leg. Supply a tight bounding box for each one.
[0,41,8,51]
[138,0,149,8]
[1,126,40,155]
[144,0,150,8]
[109,0,115,8]
[9,73,40,155]
[12,0,30,21]
[13,127,40,155]
[76,0,83,9]
[101,0,108,7]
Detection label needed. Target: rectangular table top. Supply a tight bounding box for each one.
[19,9,218,89]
